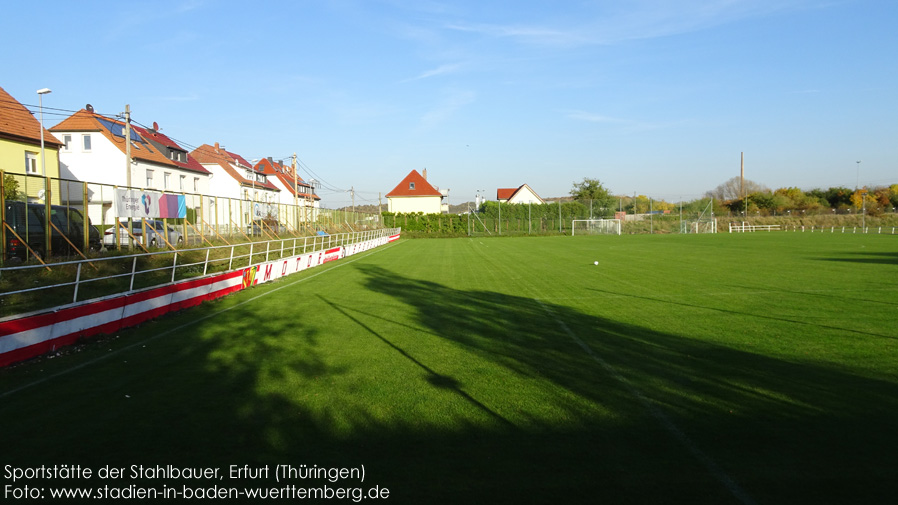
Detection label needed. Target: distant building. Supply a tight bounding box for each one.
[497,184,544,204]
[385,169,447,214]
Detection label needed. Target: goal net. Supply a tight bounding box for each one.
[680,199,717,234]
[681,219,718,234]
[571,219,621,236]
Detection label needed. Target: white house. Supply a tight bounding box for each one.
[497,184,544,205]
[385,169,446,214]
[254,157,320,225]
[190,142,281,228]
[50,108,211,225]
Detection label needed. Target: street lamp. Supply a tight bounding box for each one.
[37,88,51,177]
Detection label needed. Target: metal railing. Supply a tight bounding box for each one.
[1,171,383,265]
[0,228,399,318]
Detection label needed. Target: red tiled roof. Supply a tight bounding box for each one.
[255,158,319,201]
[0,85,63,147]
[51,109,178,168]
[497,187,518,200]
[385,170,441,198]
[498,184,544,203]
[131,124,210,175]
[191,143,280,191]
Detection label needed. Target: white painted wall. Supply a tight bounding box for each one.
[388,196,442,214]
[507,186,543,205]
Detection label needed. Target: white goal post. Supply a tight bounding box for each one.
[571,219,621,236]
[682,219,718,234]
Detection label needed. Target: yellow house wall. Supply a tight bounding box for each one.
[0,139,62,204]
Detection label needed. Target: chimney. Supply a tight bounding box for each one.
[214,142,220,153]
[268,157,273,164]
[423,168,427,180]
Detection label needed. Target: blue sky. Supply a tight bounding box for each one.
[3,0,895,208]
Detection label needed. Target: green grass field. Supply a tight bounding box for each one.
[2,233,896,504]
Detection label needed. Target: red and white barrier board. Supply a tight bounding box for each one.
[0,232,400,367]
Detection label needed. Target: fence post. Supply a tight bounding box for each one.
[82,181,89,252]
[73,263,83,303]
[171,253,178,283]
[0,170,5,266]
[130,257,137,291]
[203,249,210,276]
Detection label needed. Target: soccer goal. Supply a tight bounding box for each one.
[682,219,718,234]
[571,219,621,236]
[680,199,717,234]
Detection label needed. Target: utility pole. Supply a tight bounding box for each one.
[292,153,298,231]
[124,105,133,249]
[350,187,355,214]
[740,152,745,219]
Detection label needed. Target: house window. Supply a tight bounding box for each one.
[409,182,415,190]
[146,169,154,188]
[180,175,186,191]
[193,177,199,192]
[63,134,72,151]
[82,134,92,152]
[25,152,38,174]
[164,172,171,189]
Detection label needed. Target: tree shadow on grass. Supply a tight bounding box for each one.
[813,250,898,265]
[1,266,897,504]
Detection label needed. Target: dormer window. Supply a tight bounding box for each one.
[409,182,415,190]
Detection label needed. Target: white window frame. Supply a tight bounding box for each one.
[62,134,72,152]
[146,169,154,188]
[25,151,38,174]
[164,172,171,190]
[82,134,92,152]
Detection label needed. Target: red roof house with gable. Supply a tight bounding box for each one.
[131,122,210,195]
[497,184,544,204]
[191,142,281,225]
[385,169,447,214]
[0,86,64,189]
[51,108,212,223]
[254,157,320,208]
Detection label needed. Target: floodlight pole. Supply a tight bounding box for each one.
[856,160,863,232]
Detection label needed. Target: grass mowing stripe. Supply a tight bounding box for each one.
[2,234,895,504]
[466,236,757,504]
[531,296,758,505]
[0,242,400,399]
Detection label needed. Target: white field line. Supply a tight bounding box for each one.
[0,243,399,399]
[467,241,756,504]
[533,297,758,505]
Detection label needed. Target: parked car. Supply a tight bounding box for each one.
[3,201,101,260]
[103,219,184,249]
[247,220,287,236]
